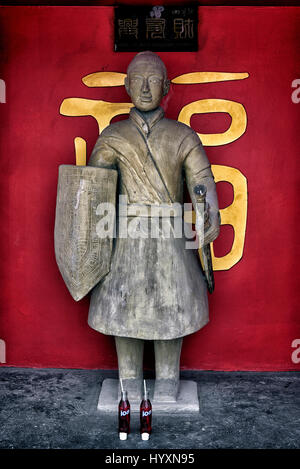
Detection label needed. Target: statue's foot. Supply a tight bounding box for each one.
[153,378,179,403]
[119,378,143,401]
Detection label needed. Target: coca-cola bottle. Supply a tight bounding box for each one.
[118,389,130,440]
[140,380,152,440]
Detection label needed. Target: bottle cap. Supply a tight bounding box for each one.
[141,433,150,441]
[119,432,128,440]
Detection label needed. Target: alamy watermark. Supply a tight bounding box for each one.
[95,195,206,249]
[291,79,300,104]
[0,79,6,103]
[0,339,6,363]
[291,339,300,364]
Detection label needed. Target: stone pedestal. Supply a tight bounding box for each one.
[97,379,199,414]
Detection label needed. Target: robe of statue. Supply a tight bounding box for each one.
[87,106,219,340]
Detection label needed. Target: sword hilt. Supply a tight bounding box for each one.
[193,184,207,202]
[193,184,210,230]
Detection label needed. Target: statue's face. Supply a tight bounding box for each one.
[125,60,168,112]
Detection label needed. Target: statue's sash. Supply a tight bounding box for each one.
[54,165,118,301]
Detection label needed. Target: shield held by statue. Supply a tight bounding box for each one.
[54,165,118,301]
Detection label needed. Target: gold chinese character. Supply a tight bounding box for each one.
[146,18,166,39]
[118,18,138,39]
[60,70,250,271]
[173,18,194,39]
[173,72,249,146]
[178,98,247,146]
[210,165,248,271]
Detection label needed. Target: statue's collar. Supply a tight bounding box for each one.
[130,107,164,135]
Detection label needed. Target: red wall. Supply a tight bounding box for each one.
[0,5,299,370]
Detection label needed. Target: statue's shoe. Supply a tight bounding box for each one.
[119,378,143,402]
[153,378,179,403]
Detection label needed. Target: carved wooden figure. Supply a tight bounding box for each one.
[55,51,220,403]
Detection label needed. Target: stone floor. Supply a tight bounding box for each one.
[0,367,299,449]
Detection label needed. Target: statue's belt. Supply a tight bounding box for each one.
[118,203,183,218]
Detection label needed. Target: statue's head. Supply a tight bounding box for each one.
[125,51,170,112]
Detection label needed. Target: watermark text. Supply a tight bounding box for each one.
[291,339,300,364]
[0,79,6,103]
[291,79,300,103]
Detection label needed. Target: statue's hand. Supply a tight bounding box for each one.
[198,210,220,248]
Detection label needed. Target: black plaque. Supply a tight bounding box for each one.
[115,5,198,52]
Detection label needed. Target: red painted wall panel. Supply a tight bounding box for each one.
[0,6,299,370]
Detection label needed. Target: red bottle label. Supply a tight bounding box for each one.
[119,399,130,434]
[140,399,152,434]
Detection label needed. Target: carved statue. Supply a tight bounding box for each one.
[55,51,220,403]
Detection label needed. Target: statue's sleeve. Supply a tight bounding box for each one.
[182,131,220,241]
[87,134,118,169]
